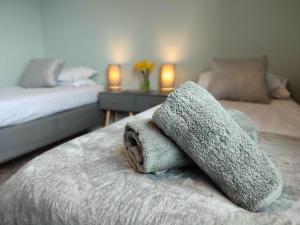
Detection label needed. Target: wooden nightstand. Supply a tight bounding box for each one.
[98,90,168,126]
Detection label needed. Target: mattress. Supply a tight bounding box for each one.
[0,85,104,128]
[219,100,300,137]
[0,103,300,225]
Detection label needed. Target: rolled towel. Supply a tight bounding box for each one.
[227,109,258,142]
[123,110,257,174]
[124,119,192,173]
[152,81,282,211]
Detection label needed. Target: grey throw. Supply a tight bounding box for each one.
[123,109,257,173]
[0,106,298,225]
[152,81,282,212]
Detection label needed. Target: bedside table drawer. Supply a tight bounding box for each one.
[99,94,135,112]
[135,96,166,112]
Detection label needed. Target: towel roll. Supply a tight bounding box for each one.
[123,119,192,173]
[123,109,256,173]
[152,81,282,211]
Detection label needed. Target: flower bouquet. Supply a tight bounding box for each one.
[135,60,155,91]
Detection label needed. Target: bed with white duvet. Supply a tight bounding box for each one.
[220,99,300,137]
[0,85,103,128]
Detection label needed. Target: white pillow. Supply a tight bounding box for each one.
[57,79,96,87]
[267,73,290,99]
[58,67,97,81]
[197,71,290,99]
[197,71,212,90]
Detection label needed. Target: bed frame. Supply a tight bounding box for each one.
[0,103,104,164]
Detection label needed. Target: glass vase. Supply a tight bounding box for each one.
[140,73,150,92]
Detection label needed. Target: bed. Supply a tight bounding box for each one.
[0,85,104,163]
[0,99,299,225]
[220,99,300,137]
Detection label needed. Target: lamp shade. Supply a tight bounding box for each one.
[160,64,175,92]
[108,64,121,91]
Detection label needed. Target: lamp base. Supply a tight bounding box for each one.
[109,86,121,92]
[160,87,175,94]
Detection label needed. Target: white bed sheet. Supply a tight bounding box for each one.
[219,99,300,137]
[0,85,104,128]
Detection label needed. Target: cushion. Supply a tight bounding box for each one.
[198,71,290,100]
[267,73,290,99]
[20,58,64,88]
[209,56,270,103]
[58,67,97,81]
[197,71,212,89]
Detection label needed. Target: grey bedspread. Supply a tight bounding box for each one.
[0,107,299,225]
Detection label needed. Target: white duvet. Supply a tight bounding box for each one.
[0,85,103,128]
[1,85,300,138]
[220,100,300,137]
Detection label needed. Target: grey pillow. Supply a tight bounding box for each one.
[198,71,290,100]
[209,56,270,104]
[20,58,64,88]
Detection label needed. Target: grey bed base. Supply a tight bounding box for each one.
[0,103,104,164]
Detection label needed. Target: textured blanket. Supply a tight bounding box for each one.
[152,82,282,211]
[123,110,257,173]
[0,108,299,225]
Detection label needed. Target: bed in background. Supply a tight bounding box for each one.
[0,58,105,164]
[0,85,104,164]
[220,99,300,137]
[0,97,299,225]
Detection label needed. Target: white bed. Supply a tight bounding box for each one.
[220,99,300,137]
[0,85,104,128]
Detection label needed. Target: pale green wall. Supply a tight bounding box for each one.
[0,0,44,86]
[4,0,298,100]
[40,0,300,100]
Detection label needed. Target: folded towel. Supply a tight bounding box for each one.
[123,110,257,173]
[123,119,192,173]
[152,81,282,211]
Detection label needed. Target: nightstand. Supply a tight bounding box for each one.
[98,90,168,126]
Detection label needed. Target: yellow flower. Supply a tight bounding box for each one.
[135,60,155,74]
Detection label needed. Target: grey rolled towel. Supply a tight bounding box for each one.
[123,110,257,173]
[123,119,192,173]
[228,109,258,142]
[152,81,282,212]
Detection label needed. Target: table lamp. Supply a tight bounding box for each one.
[160,64,175,93]
[108,64,121,91]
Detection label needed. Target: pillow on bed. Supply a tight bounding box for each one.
[57,79,97,87]
[58,67,97,81]
[267,73,290,99]
[197,71,212,90]
[208,56,270,103]
[198,71,290,100]
[20,58,64,88]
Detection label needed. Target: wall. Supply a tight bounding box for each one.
[40,0,300,100]
[0,0,44,86]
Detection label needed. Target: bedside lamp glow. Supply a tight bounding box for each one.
[160,64,175,92]
[108,64,121,91]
